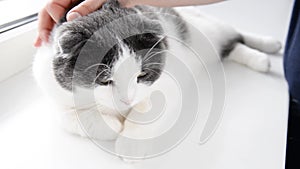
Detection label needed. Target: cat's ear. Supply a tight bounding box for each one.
[55,29,88,55]
[56,32,69,54]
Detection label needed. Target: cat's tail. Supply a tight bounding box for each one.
[241,32,282,54]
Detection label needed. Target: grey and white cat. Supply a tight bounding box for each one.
[33,0,281,159]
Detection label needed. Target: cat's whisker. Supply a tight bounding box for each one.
[94,69,110,82]
[84,63,110,72]
[145,49,167,58]
[143,68,161,76]
[145,49,168,58]
[143,62,165,67]
[144,36,166,59]
[144,50,169,62]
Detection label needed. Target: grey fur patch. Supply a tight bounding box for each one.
[135,6,189,41]
[51,0,170,91]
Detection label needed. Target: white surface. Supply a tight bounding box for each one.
[0,0,292,169]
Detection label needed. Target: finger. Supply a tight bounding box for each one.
[34,0,79,47]
[46,0,77,23]
[34,29,52,47]
[34,29,50,47]
[34,37,42,47]
[67,0,106,21]
[36,8,55,45]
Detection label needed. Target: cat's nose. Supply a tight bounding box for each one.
[120,98,132,105]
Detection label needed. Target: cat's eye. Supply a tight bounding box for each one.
[100,79,113,86]
[137,72,148,79]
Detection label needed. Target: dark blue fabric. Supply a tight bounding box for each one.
[286,96,300,169]
[284,0,300,104]
[285,1,300,168]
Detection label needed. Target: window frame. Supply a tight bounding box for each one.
[0,21,38,82]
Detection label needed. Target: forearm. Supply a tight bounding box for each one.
[123,0,225,7]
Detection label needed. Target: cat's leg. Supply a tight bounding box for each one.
[60,108,123,141]
[114,117,154,161]
[114,99,154,161]
[228,43,271,72]
[241,33,282,54]
[115,95,178,161]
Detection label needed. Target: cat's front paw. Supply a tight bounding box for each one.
[261,37,282,54]
[249,54,271,73]
[60,108,123,141]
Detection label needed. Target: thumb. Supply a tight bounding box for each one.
[67,0,106,21]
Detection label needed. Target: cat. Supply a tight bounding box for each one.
[33,0,282,160]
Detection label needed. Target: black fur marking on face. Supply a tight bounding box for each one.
[53,43,121,91]
[122,33,168,85]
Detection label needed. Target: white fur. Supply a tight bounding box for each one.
[242,33,282,54]
[228,43,270,72]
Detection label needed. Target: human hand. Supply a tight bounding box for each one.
[34,0,121,47]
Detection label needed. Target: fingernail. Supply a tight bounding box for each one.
[67,12,82,21]
[34,38,41,47]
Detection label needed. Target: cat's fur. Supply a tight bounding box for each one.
[33,0,281,159]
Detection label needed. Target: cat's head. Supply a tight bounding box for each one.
[52,1,168,110]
